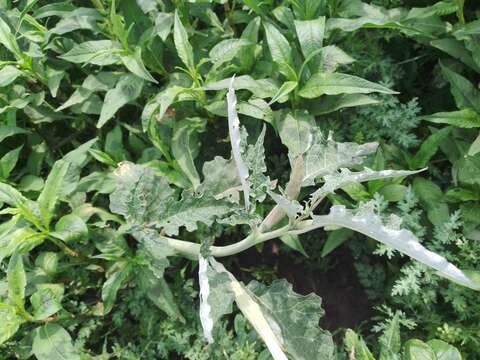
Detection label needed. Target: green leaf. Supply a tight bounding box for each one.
[0,304,23,346]
[378,184,407,202]
[0,145,23,180]
[59,40,122,66]
[344,329,375,360]
[172,118,206,190]
[121,48,158,83]
[379,313,400,360]
[49,7,102,34]
[263,22,296,80]
[141,85,185,130]
[468,132,480,156]
[427,339,462,360]
[307,94,379,115]
[209,39,251,69]
[269,81,298,104]
[409,127,452,169]
[174,10,195,73]
[98,74,143,128]
[431,38,480,72]
[404,339,436,360]
[0,17,22,59]
[294,17,325,60]
[279,234,308,256]
[52,214,88,243]
[299,72,397,98]
[7,252,26,308]
[423,109,480,128]
[321,228,353,257]
[200,156,241,203]
[37,160,70,228]
[441,64,480,113]
[318,46,356,73]
[413,178,449,226]
[202,75,279,98]
[276,110,314,158]
[102,261,132,314]
[0,126,28,143]
[32,324,81,360]
[0,65,23,87]
[31,284,64,320]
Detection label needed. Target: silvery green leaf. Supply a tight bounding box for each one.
[59,40,123,66]
[7,252,26,308]
[134,229,176,276]
[244,125,270,204]
[276,110,314,158]
[303,132,378,186]
[228,78,250,210]
[310,167,425,202]
[154,13,174,41]
[201,156,241,203]
[268,190,303,219]
[246,279,335,360]
[153,190,233,236]
[110,162,175,226]
[121,47,158,83]
[198,255,234,343]
[202,75,279,99]
[263,22,296,80]
[98,74,143,128]
[309,203,480,290]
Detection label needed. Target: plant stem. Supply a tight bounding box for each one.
[162,225,291,259]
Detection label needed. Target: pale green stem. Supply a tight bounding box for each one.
[162,225,291,259]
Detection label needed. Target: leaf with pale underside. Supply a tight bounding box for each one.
[308,202,480,291]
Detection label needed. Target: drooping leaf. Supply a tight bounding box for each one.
[32,324,81,360]
[202,75,279,99]
[141,85,185,130]
[307,94,379,115]
[309,202,480,290]
[0,65,23,87]
[321,228,353,257]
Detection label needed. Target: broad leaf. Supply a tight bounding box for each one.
[31,284,64,320]
[0,65,23,87]
[59,40,122,66]
[0,304,23,346]
[102,261,132,314]
[264,22,296,80]
[423,109,480,128]
[441,64,480,113]
[32,324,81,360]
[276,110,314,158]
[299,72,397,99]
[294,17,325,60]
[404,339,436,360]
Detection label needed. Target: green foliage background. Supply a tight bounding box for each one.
[0,0,479,359]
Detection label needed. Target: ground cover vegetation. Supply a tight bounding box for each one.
[0,0,479,359]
